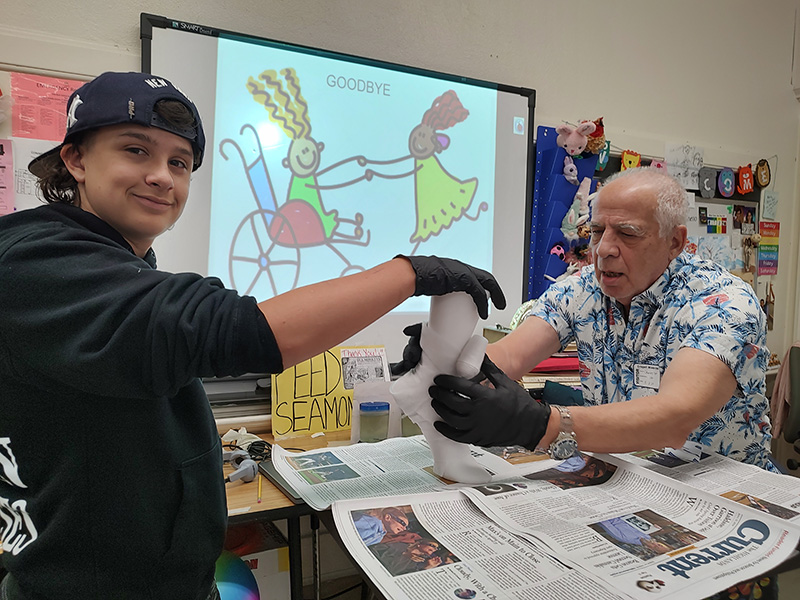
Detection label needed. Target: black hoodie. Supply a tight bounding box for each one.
[0,204,282,599]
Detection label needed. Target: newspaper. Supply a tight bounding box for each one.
[323,448,800,600]
[617,447,800,524]
[333,490,628,600]
[271,436,554,511]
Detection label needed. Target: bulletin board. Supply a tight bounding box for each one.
[685,197,760,288]
[528,125,768,300]
[0,69,88,216]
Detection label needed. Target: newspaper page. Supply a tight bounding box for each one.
[615,447,800,525]
[459,452,800,600]
[271,437,557,511]
[332,490,631,600]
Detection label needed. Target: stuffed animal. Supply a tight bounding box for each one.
[550,243,566,260]
[555,121,597,156]
[584,117,605,154]
[561,196,582,243]
[563,156,579,184]
[560,177,592,242]
[565,244,591,269]
[576,177,592,222]
[544,262,580,283]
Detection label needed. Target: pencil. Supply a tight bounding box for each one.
[257,473,262,503]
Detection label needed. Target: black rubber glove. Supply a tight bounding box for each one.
[430,356,551,450]
[390,323,422,377]
[398,255,506,320]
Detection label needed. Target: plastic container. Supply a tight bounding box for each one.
[401,413,423,437]
[359,402,390,443]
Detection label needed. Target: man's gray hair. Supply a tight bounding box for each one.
[603,167,688,237]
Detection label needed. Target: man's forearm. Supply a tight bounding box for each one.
[538,396,697,455]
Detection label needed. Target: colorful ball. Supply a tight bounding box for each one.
[214,550,260,600]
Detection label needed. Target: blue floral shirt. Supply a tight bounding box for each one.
[531,253,773,469]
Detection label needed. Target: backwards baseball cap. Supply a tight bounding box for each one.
[28,71,205,178]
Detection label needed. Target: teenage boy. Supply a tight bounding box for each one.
[0,71,505,600]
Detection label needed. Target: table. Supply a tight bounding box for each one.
[224,430,352,600]
[225,433,800,600]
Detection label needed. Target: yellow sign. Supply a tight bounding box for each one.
[271,345,389,440]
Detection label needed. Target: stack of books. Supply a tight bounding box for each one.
[520,342,581,390]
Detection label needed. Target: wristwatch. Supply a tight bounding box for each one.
[548,405,578,460]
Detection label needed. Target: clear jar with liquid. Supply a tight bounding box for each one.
[401,412,423,437]
[359,401,390,443]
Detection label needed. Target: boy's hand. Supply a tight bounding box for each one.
[398,255,506,320]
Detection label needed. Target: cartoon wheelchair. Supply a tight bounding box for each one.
[220,124,368,297]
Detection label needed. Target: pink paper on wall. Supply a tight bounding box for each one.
[10,73,84,141]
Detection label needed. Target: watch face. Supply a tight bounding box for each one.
[550,436,578,460]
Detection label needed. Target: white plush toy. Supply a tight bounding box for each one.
[563,156,579,185]
[390,292,491,484]
[560,176,592,242]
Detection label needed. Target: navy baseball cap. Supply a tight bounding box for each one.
[28,71,205,177]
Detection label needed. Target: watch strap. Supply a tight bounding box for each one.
[548,405,578,459]
[556,405,574,433]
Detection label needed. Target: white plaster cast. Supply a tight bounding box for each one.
[390,292,490,483]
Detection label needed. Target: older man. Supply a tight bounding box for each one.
[430,167,773,470]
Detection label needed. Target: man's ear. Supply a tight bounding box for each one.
[60,144,86,183]
[669,225,688,259]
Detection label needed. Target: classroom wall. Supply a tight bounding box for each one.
[2,0,800,359]
[4,0,800,587]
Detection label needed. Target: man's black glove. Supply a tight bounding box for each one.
[398,255,506,320]
[430,356,551,450]
[390,323,422,377]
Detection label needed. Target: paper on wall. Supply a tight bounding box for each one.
[12,137,52,211]
[0,139,13,215]
[665,142,704,190]
[761,189,778,220]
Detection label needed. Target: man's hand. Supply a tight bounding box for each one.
[430,356,551,450]
[390,323,422,377]
[398,255,506,320]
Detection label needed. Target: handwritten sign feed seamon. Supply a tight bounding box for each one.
[271,346,389,440]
